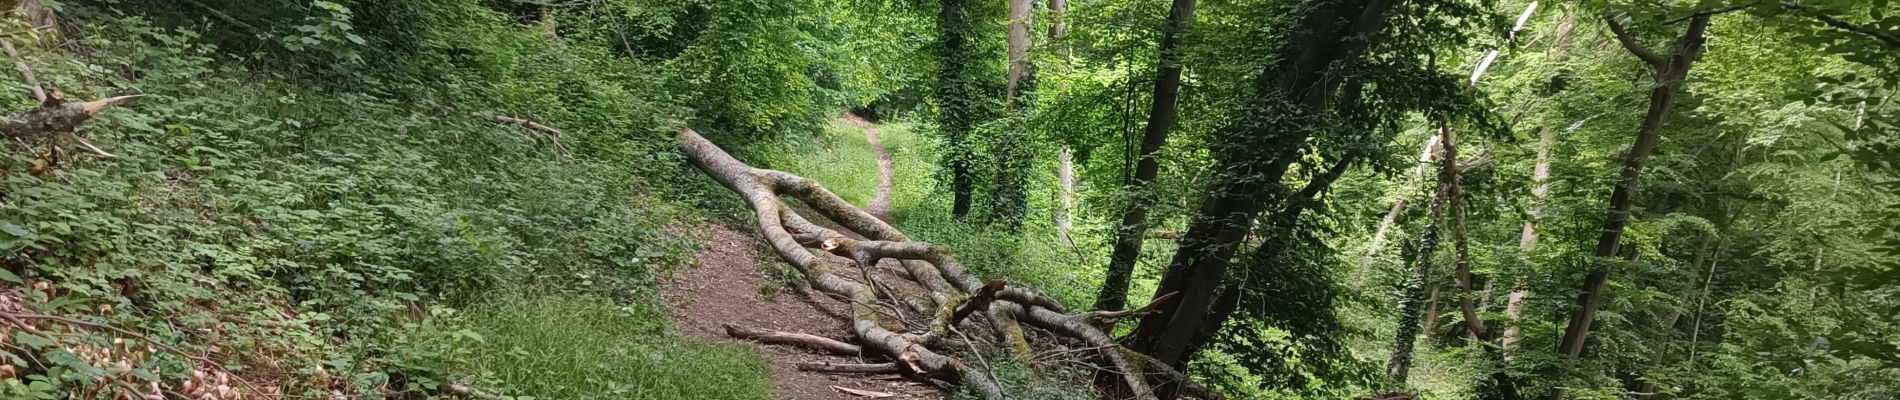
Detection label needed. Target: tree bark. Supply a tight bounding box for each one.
[1450,126,1487,341]
[1129,1,1398,393]
[1005,0,1035,109]
[1095,0,1198,313]
[1048,0,1071,61]
[1551,14,1713,400]
[724,324,863,356]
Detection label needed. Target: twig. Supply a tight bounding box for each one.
[490,115,568,154]
[795,361,901,374]
[949,326,1007,398]
[1083,291,1179,320]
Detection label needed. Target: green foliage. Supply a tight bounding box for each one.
[458,293,772,400]
[0,2,751,395]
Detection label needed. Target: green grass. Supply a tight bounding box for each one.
[461,294,773,400]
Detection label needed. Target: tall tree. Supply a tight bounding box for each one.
[1125,1,1399,393]
[1550,12,1714,400]
[1094,0,1198,313]
[1501,2,1578,357]
[1386,123,1458,381]
[935,0,983,218]
[988,0,1037,228]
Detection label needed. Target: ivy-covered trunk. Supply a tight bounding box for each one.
[935,0,979,218]
[1386,123,1456,381]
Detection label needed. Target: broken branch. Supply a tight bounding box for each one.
[723,324,863,356]
[795,362,900,374]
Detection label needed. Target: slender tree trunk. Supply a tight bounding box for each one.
[1450,127,1488,342]
[1500,124,1555,355]
[1057,148,1077,241]
[988,0,1038,229]
[1685,241,1723,369]
[1552,14,1713,400]
[1502,2,1577,358]
[1049,0,1076,242]
[1095,0,1198,313]
[1129,1,1398,396]
[1631,240,1709,398]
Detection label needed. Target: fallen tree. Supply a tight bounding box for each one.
[677,127,1221,400]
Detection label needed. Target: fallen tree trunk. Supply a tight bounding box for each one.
[678,127,1212,400]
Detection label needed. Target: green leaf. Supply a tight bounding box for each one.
[0,221,26,237]
[11,332,54,349]
[0,269,21,284]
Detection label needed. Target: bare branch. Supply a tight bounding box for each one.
[795,362,901,374]
[724,324,863,356]
[1604,15,1667,67]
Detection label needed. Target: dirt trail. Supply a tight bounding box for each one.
[841,113,894,220]
[664,223,940,400]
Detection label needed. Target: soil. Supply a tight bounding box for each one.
[663,224,943,400]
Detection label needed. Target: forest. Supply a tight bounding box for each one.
[0,0,1894,399]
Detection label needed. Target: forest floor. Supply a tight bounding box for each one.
[661,115,938,400]
[662,224,942,400]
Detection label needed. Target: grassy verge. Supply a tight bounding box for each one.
[460,294,772,400]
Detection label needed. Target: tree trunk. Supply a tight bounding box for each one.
[936,0,977,218]
[1387,123,1457,381]
[1129,1,1397,396]
[989,0,1037,230]
[1048,0,1071,61]
[1631,240,1708,399]
[1095,0,1198,313]
[1005,0,1035,109]
[1057,148,1077,241]
[1450,128,1488,342]
[1551,14,1712,400]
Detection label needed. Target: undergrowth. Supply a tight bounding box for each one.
[0,3,777,398]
